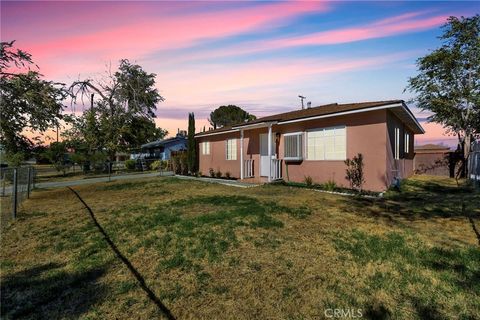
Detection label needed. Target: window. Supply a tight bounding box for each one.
[306,126,346,160]
[226,139,237,160]
[284,133,303,160]
[394,127,400,160]
[404,132,410,154]
[202,141,210,155]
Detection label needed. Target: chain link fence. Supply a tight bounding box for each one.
[1,166,35,228]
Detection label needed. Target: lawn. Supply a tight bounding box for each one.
[1,176,479,319]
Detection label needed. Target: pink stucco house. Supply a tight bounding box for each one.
[195,100,424,191]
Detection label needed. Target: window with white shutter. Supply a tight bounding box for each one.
[202,141,210,155]
[306,126,346,160]
[226,139,237,160]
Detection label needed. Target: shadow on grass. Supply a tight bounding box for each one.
[337,178,479,224]
[1,262,107,319]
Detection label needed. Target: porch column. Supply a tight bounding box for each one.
[268,123,272,182]
[240,129,244,180]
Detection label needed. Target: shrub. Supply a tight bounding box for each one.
[304,175,313,187]
[209,168,215,177]
[171,152,188,175]
[225,171,231,179]
[345,153,365,191]
[125,159,136,170]
[215,170,222,178]
[323,180,337,191]
[151,160,161,171]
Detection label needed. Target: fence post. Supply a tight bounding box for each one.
[12,168,18,219]
[27,167,32,199]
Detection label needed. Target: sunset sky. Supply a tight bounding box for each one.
[2,1,478,148]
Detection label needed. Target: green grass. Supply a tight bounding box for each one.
[1,175,479,319]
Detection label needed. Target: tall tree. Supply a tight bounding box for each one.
[406,15,480,176]
[0,41,67,156]
[209,105,256,129]
[68,59,166,160]
[187,112,196,174]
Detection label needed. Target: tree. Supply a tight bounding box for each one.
[187,112,196,174]
[209,105,256,129]
[345,153,365,192]
[0,41,67,156]
[406,15,480,177]
[43,142,70,176]
[68,59,166,160]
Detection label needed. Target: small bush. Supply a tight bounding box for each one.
[304,175,313,187]
[209,168,215,177]
[125,159,136,170]
[323,180,337,191]
[151,160,161,171]
[225,171,231,179]
[345,153,365,191]
[215,170,222,178]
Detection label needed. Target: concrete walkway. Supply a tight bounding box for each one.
[174,175,259,188]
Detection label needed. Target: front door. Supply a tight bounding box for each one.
[260,133,275,177]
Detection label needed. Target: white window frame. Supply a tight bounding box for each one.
[394,127,400,160]
[404,132,410,154]
[283,132,303,161]
[305,125,347,161]
[225,138,237,160]
[202,141,210,155]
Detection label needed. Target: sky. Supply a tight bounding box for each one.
[2,1,479,148]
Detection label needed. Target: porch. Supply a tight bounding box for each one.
[238,122,283,183]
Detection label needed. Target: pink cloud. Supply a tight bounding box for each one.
[157,11,450,66]
[9,1,329,79]
[260,12,449,48]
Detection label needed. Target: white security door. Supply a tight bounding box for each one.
[259,133,275,177]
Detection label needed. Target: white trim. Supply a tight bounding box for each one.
[280,104,402,125]
[240,130,244,179]
[196,129,238,138]
[283,131,304,137]
[400,102,425,134]
[232,121,277,130]
[394,127,400,160]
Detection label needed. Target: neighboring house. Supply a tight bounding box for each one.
[414,144,452,176]
[131,131,187,161]
[195,100,424,191]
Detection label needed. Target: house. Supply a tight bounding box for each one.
[131,131,187,161]
[195,100,424,191]
[414,144,452,176]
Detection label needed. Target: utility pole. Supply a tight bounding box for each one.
[298,95,306,110]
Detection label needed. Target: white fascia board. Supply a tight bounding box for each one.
[232,121,278,130]
[278,103,403,125]
[400,101,425,134]
[195,129,239,138]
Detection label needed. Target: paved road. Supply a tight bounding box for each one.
[2,171,258,195]
[2,172,174,195]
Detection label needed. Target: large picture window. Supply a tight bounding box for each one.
[226,139,237,160]
[202,141,210,155]
[284,133,303,160]
[306,126,346,160]
[395,127,400,160]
